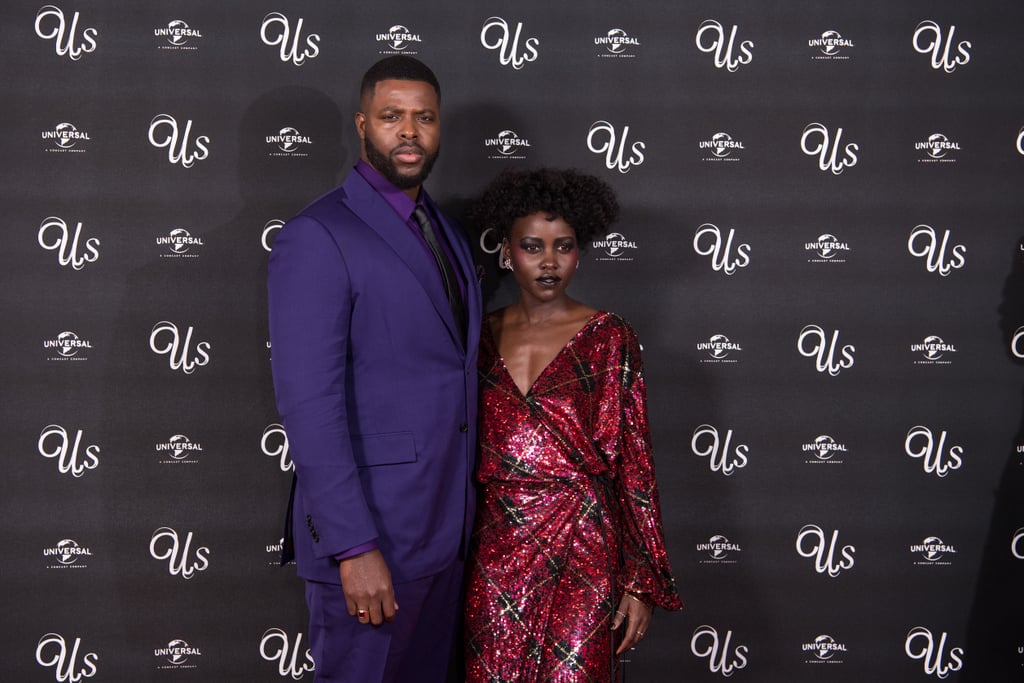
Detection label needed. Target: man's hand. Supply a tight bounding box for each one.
[339,549,399,626]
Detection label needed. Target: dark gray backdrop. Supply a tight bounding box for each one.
[2,1,1023,681]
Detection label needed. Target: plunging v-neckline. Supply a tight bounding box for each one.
[490,311,605,399]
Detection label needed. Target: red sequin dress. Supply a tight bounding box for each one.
[465,311,682,682]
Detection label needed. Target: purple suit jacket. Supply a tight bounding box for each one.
[268,169,481,584]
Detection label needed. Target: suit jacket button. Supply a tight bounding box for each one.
[459,423,468,433]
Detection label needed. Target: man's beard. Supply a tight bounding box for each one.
[364,135,439,190]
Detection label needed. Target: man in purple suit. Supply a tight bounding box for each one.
[268,56,481,682]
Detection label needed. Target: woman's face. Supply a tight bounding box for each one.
[504,211,580,304]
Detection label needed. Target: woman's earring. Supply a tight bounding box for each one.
[503,255,513,271]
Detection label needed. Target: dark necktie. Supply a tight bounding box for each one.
[412,205,466,338]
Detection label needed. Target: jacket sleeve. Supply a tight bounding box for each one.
[268,214,378,559]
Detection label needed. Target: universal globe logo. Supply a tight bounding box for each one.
[801,435,847,464]
[805,233,850,263]
[808,30,854,59]
[595,28,640,57]
[592,232,637,261]
[42,122,91,152]
[267,126,313,156]
[154,639,202,669]
[911,536,957,566]
[156,228,204,257]
[376,24,421,53]
[485,129,531,160]
[699,132,744,162]
[697,334,742,364]
[43,330,93,361]
[916,133,960,162]
[911,335,957,364]
[696,534,741,564]
[154,19,202,49]
[802,634,848,663]
[156,434,204,463]
[43,538,93,568]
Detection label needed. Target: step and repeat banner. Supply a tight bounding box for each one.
[2,1,1023,681]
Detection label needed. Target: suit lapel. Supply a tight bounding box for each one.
[339,172,465,352]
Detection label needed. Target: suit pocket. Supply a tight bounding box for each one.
[352,431,417,467]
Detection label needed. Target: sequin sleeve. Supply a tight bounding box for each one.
[594,317,682,610]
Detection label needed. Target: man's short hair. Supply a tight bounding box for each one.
[360,56,441,102]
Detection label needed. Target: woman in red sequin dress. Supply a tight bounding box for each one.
[465,168,682,682]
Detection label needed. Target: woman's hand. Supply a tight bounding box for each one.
[611,592,652,654]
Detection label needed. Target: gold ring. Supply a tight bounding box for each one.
[615,610,627,618]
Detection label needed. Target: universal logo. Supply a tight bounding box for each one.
[911,536,957,566]
[691,625,749,677]
[376,24,421,54]
[905,426,963,478]
[595,28,640,58]
[696,20,753,72]
[38,216,100,270]
[262,219,285,252]
[798,325,855,376]
[39,424,100,478]
[808,30,854,60]
[693,223,751,275]
[36,633,98,681]
[485,129,531,160]
[267,127,313,157]
[697,334,742,364]
[43,330,93,362]
[699,132,744,162]
[691,424,749,476]
[35,5,97,61]
[262,423,292,472]
[801,123,859,175]
[155,639,201,670]
[592,232,637,262]
[802,634,847,664]
[42,122,90,153]
[587,120,645,173]
[149,114,210,168]
[260,12,320,66]
[916,133,960,163]
[805,234,850,263]
[156,434,203,464]
[697,534,741,565]
[266,537,294,566]
[913,21,971,73]
[911,335,957,365]
[796,524,855,577]
[154,19,202,50]
[150,527,211,580]
[260,628,316,679]
[905,627,964,678]
[157,228,204,258]
[802,435,848,465]
[150,321,211,374]
[480,16,539,70]
[908,225,966,277]
[43,538,93,569]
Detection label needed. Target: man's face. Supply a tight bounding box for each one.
[356,79,440,193]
